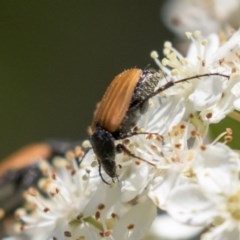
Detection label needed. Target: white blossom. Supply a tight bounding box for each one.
[10,156,156,240]
[162,0,240,38]
[151,30,240,125]
[166,143,240,239]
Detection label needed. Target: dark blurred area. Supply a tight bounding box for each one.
[0,0,172,161]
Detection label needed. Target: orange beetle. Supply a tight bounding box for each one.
[0,140,81,217]
[90,68,159,184]
[90,68,229,184]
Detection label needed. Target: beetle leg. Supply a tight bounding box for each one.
[77,148,91,165]
[116,144,155,167]
[98,162,111,185]
[119,131,164,142]
[131,131,163,139]
[131,132,164,144]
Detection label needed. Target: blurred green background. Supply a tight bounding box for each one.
[0,1,173,160]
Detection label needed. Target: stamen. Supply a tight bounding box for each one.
[212,128,233,145]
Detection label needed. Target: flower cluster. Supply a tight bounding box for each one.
[162,0,240,38]
[6,30,240,240]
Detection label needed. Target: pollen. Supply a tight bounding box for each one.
[71,169,76,176]
[226,128,233,135]
[151,144,158,151]
[15,209,26,219]
[43,207,50,213]
[156,135,163,142]
[98,203,105,210]
[66,150,75,160]
[28,187,38,197]
[185,32,192,39]
[104,230,112,237]
[200,145,207,151]
[135,160,141,165]
[51,172,57,180]
[65,163,72,171]
[100,230,112,237]
[146,134,153,140]
[206,112,213,119]
[171,69,180,76]
[150,50,159,59]
[76,213,84,220]
[180,124,186,129]
[111,213,117,219]
[162,58,170,66]
[225,135,232,142]
[191,130,200,137]
[193,30,201,39]
[174,143,182,149]
[219,58,224,65]
[123,139,130,145]
[232,67,237,73]
[20,224,24,232]
[75,146,85,158]
[127,223,135,230]
[181,58,189,65]
[95,211,101,219]
[64,231,72,237]
[82,140,91,148]
[201,39,208,46]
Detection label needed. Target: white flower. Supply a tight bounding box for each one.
[165,143,240,239]
[151,30,240,125]
[10,156,156,240]
[162,0,240,38]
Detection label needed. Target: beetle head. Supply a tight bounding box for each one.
[90,126,117,179]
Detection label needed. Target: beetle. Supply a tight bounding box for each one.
[0,140,81,216]
[0,139,83,237]
[89,68,229,184]
[90,68,159,184]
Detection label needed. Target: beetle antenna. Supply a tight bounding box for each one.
[98,163,119,185]
[147,72,230,101]
[98,163,111,185]
[116,144,155,167]
[174,73,230,85]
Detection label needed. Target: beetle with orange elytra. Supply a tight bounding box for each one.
[89,68,229,184]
